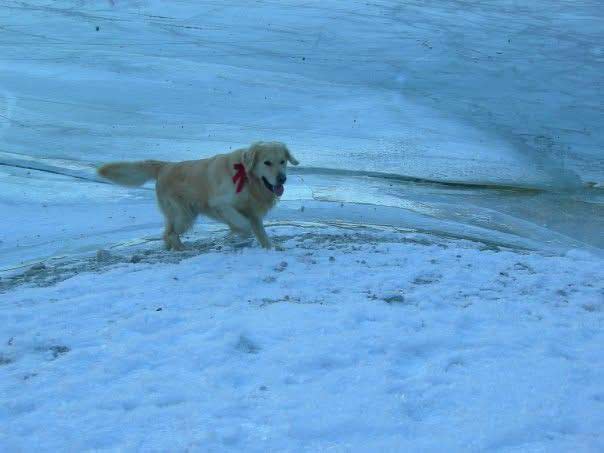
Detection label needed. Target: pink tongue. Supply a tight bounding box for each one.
[275,184,284,196]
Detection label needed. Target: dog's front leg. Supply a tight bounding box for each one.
[249,216,272,250]
[215,205,252,235]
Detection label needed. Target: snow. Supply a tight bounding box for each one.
[1,0,603,251]
[1,0,604,451]
[1,227,603,451]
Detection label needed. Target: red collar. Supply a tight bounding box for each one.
[232,163,246,193]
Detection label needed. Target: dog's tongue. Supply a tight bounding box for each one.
[274,184,284,197]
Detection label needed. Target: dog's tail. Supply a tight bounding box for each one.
[97,160,168,187]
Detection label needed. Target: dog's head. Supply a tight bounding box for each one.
[243,141,299,197]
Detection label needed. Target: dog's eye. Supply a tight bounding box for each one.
[280,160,285,165]
[264,161,272,166]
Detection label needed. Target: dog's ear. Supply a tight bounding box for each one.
[286,148,299,166]
[243,145,259,171]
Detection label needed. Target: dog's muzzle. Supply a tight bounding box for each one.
[262,176,285,197]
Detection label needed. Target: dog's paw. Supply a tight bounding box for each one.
[170,242,186,252]
[273,244,285,252]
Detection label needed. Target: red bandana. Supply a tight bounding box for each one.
[232,163,246,193]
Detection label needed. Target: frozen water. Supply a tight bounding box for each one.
[1,0,602,254]
[1,1,602,183]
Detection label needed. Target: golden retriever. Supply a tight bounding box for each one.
[98,141,298,250]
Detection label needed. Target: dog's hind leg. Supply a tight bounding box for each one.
[158,196,196,251]
[161,223,182,251]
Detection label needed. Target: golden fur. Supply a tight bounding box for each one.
[98,141,298,250]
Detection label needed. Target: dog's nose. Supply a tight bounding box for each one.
[277,174,287,185]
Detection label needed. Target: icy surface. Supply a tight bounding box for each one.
[1,0,603,253]
[1,227,603,451]
[1,0,603,186]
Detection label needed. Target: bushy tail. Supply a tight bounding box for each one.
[97,160,168,187]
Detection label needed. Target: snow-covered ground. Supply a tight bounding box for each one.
[1,1,604,451]
[2,226,603,451]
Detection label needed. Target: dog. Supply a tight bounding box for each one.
[98,141,298,251]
